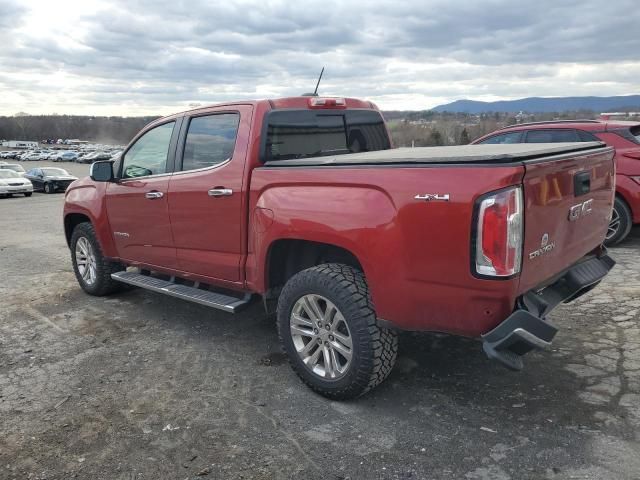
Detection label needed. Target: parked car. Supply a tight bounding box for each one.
[54,151,79,162]
[473,120,640,245]
[77,151,111,164]
[0,170,33,197]
[25,167,78,193]
[64,96,615,399]
[0,163,27,176]
[20,151,45,161]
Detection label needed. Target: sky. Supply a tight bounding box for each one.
[0,0,639,116]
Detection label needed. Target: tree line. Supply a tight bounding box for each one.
[0,115,159,145]
[0,109,607,147]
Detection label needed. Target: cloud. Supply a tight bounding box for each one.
[0,0,638,114]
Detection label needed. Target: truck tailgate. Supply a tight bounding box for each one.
[518,145,615,293]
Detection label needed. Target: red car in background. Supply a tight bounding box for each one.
[473,120,640,245]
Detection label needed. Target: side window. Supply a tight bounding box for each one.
[479,132,523,144]
[121,122,175,179]
[526,129,578,143]
[181,113,240,171]
[576,130,599,142]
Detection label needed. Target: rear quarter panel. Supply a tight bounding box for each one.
[248,165,525,336]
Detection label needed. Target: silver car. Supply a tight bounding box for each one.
[0,170,33,197]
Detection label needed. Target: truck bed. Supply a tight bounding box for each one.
[264,142,607,166]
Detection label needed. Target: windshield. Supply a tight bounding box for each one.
[42,168,69,176]
[0,170,20,178]
[1,164,25,173]
[263,109,390,162]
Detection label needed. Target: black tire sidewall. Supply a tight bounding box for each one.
[70,223,107,295]
[605,197,632,246]
[277,266,376,397]
[44,183,52,193]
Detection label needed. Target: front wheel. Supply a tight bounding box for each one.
[70,222,125,296]
[605,197,632,247]
[24,192,32,197]
[277,264,398,400]
[44,182,54,194]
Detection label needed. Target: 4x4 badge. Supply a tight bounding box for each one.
[414,193,450,202]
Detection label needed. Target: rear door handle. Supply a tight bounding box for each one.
[208,188,233,197]
[145,191,164,199]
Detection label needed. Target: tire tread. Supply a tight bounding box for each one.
[277,263,398,399]
[70,222,124,296]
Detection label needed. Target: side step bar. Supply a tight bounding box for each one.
[111,271,251,313]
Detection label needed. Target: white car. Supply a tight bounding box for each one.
[0,163,27,177]
[0,170,33,197]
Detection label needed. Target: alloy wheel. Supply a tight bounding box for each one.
[290,294,353,379]
[606,207,620,241]
[75,237,97,286]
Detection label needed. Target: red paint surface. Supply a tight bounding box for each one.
[64,98,615,337]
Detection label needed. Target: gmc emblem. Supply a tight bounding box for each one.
[568,199,594,221]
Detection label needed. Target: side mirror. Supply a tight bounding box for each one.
[90,160,115,182]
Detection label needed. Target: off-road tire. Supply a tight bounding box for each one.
[605,197,632,247]
[277,263,398,400]
[70,222,125,296]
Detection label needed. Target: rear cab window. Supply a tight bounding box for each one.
[525,129,579,143]
[262,109,390,162]
[478,131,523,144]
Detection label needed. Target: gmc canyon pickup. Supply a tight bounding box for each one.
[63,96,615,399]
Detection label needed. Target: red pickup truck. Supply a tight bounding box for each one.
[63,96,615,399]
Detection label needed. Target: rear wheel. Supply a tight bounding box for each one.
[277,263,398,400]
[605,197,632,246]
[70,222,125,296]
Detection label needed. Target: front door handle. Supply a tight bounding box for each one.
[145,191,164,199]
[208,188,233,197]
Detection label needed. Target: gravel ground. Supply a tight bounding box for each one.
[1,165,639,479]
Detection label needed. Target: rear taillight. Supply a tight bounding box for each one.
[308,97,347,109]
[474,186,523,277]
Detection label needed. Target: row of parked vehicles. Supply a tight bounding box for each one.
[0,162,77,196]
[0,144,123,164]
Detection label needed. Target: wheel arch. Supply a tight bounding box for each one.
[264,238,364,296]
[64,212,91,247]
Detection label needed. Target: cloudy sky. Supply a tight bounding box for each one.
[1,0,639,116]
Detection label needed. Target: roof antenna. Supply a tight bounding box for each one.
[303,67,324,96]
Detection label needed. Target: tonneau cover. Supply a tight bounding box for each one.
[264,142,608,167]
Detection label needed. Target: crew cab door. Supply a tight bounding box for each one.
[167,106,252,283]
[106,120,180,269]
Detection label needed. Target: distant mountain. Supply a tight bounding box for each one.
[431,95,640,113]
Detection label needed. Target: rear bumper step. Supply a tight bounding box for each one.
[111,271,251,313]
[482,253,615,371]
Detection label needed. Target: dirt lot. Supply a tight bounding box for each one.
[1,162,639,479]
